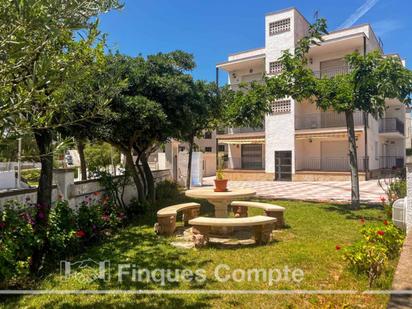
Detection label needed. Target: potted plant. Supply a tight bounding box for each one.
[214,155,228,192]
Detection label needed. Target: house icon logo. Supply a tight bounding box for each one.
[60,259,111,283]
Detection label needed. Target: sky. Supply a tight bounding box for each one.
[99,0,412,84]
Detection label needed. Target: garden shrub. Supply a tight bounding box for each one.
[361,223,405,259]
[342,221,405,287]
[0,194,128,287]
[387,179,406,202]
[156,180,180,201]
[0,201,38,285]
[48,200,78,256]
[343,241,388,287]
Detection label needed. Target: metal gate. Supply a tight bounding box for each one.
[274,151,292,181]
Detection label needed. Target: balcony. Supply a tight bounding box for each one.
[379,118,404,136]
[297,156,365,172]
[217,126,265,136]
[295,111,364,130]
[379,156,404,169]
[313,65,351,79]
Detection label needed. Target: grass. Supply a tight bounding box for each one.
[0,196,397,308]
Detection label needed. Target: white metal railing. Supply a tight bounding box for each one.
[295,111,364,130]
[297,156,365,172]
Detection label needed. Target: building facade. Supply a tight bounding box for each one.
[216,7,407,181]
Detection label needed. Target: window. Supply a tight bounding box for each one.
[269,61,282,75]
[205,147,213,153]
[218,144,226,152]
[270,99,291,114]
[269,18,291,36]
[204,132,212,139]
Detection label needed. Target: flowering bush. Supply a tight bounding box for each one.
[341,220,405,287]
[360,223,405,259]
[343,241,388,287]
[48,200,78,256]
[0,201,39,284]
[0,193,128,287]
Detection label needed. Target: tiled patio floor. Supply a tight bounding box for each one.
[202,177,386,204]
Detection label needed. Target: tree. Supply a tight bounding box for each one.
[180,81,221,189]
[92,52,196,204]
[84,142,121,173]
[0,0,121,272]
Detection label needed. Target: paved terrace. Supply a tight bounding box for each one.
[203,177,385,204]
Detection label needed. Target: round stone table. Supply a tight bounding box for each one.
[185,188,256,217]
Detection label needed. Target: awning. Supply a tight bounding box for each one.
[295,128,363,140]
[217,132,265,145]
[220,138,265,145]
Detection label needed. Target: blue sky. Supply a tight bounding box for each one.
[99,0,411,83]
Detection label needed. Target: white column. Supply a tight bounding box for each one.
[53,168,75,207]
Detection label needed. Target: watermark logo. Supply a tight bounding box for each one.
[60,259,110,283]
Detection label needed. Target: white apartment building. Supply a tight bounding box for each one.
[216,7,407,181]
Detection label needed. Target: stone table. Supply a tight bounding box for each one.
[185,188,256,217]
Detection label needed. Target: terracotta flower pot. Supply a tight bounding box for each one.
[214,179,228,192]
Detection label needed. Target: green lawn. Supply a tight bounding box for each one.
[0,197,396,308]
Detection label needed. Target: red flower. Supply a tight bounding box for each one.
[377,230,385,236]
[93,191,100,196]
[75,230,86,238]
[384,220,388,225]
[336,245,341,251]
[380,196,386,203]
[360,218,365,224]
[102,215,110,222]
[0,222,5,229]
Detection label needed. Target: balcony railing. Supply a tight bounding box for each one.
[217,127,265,135]
[297,156,365,172]
[379,118,404,135]
[379,156,404,169]
[295,111,364,130]
[313,65,351,79]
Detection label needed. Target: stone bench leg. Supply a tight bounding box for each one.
[232,206,248,218]
[157,215,176,236]
[192,225,210,247]
[265,210,284,229]
[182,207,200,226]
[253,223,274,245]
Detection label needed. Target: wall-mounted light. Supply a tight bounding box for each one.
[309,58,313,65]
[308,138,313,143]
[232,72,237,79]
[249,68,254,73]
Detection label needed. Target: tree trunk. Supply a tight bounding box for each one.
[134,151,148,198]
[345,111,360,210]
[186,134,194,190]
[31,129,54,273]
[124,149,145,203]
[140,151,155,202]
[76,139,87,180]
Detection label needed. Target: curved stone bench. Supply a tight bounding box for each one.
[189,215,277,246]
[156,202,200,236]
[231,201,285,228]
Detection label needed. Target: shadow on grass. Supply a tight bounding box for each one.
[323,203,385,221]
